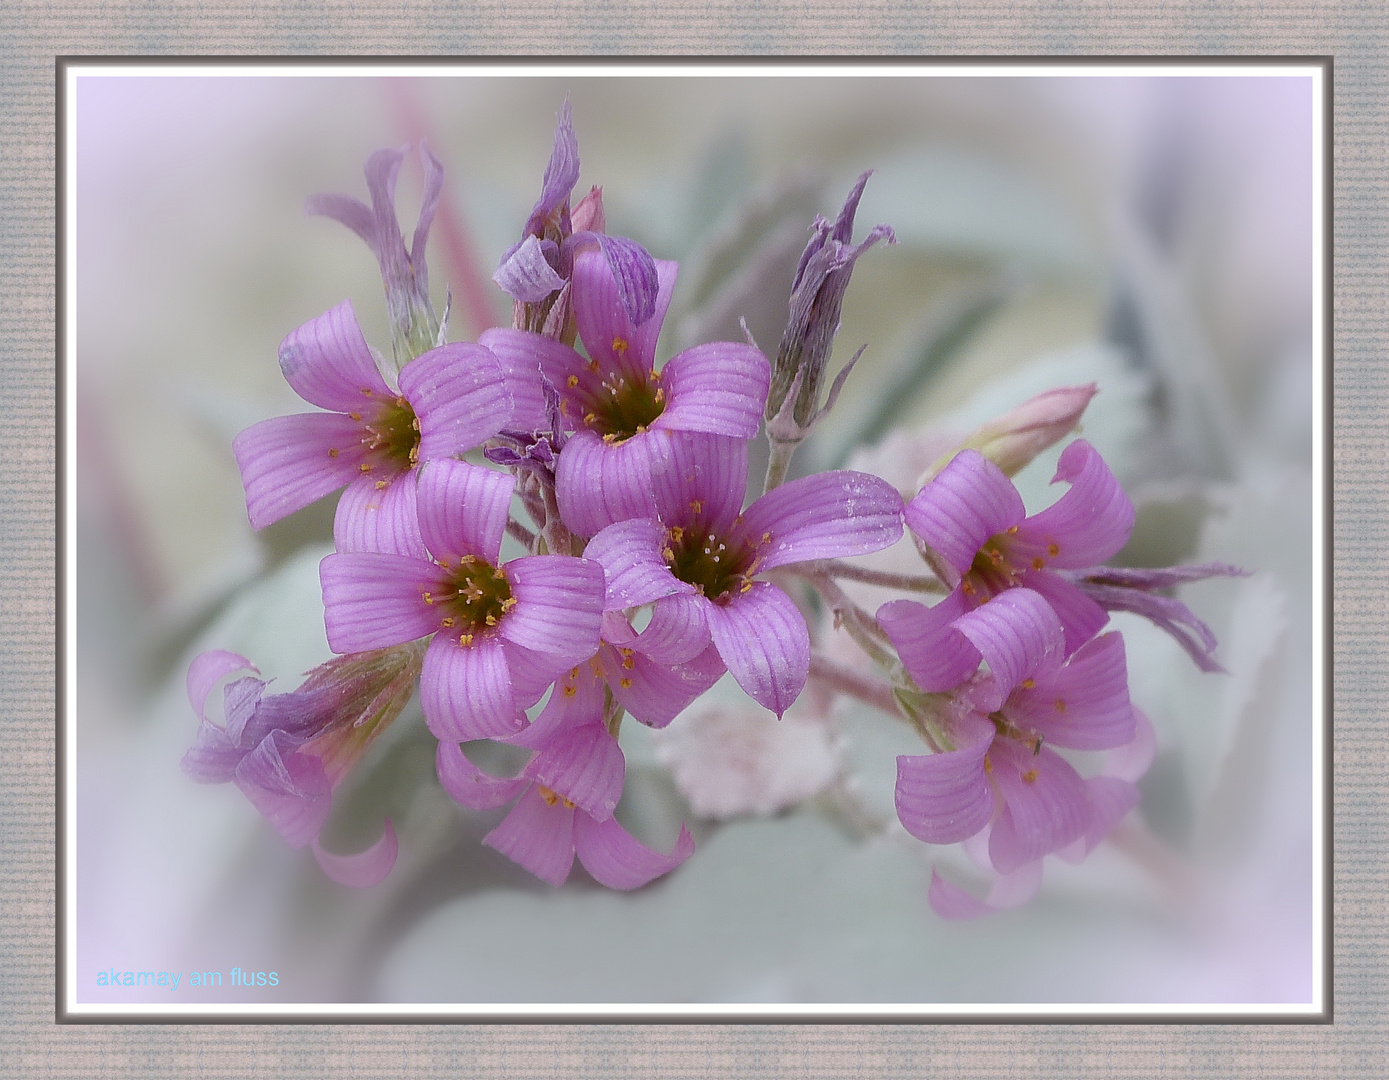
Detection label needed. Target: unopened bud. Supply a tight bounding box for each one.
[920,384,1097,485]
[571,185,605,234]
[766,172,896,430]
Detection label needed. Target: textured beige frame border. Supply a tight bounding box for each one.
[6,5,1377,1077]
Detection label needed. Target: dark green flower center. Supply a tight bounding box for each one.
[578,371,666,443]
[359,394,421,473]
[426,556,515,645]
[662,524,757,604]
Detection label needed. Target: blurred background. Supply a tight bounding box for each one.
[73,70,1317,1006]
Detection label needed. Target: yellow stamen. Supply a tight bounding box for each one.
[1022,769,1039,784]
[620,677,633,689]
[328,447,339,458]
[567,375,579,388]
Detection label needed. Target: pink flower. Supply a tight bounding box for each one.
[234,301,514,556]
[319,458,605,741]
[483,249,771,539]
[879,440,1135,693]
[182,646,423,887]
[585,434,904,717]
[885,589,1148,917]
[435,661,694,889]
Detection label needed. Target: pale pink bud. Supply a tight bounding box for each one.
[920,383,1097,485]
[571,185,606,234]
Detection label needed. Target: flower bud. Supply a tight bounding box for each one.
[920,383,1097,486]
[766,172,896,431]
[571,185,605,234]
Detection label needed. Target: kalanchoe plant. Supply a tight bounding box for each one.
[186,100,1245,920]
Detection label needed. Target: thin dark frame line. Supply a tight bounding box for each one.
[54,54,1335,1027]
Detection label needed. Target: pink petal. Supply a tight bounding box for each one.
[634,593,712,665]
[736,470,904,572]
[436,740,529,810]
[927,860,1043,920]
[420,633,523,741]
[1106,707,1157,783]
[905,450,1025,577]
[602,641,725,729]
[319,552,444,653]
[233,412,367,530]
[1020,570,1111,655]
[276,300,392,412]
[572,248,677,380]
[555,428,675,539]
[651,431,748,535]
[507,660,605,750]
[703,583,809,718]
[523,722,626,821]
[986,739,1091,874]
[233,732,333,849]
[311,820,398,888]
[181,720,246,783]
[501,639,569,710]
[334,473,427,559]
[1006,631,1134,751]
[399,342,511,459]
[877,589,980,694]
[657,342,770,438]
[483,785,577,887]
[573,813,695,891]
[951,589,1065,708]
[1081,776,1140,854]
[187,649,257,723]
[584,518,692,610]
[415,458,515,566]
[894,713,996,845]
[478,328,576,431]
[501,556,606,665]
[1013,439,1135,569]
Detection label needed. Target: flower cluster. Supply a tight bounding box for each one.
[186,101,1242,914]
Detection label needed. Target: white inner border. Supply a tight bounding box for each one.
[61,59,1329,1021]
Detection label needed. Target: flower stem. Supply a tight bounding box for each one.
[813,559,946,594]
[808,653,902,717]
[762,436,799,494]
[506,518,538,552]
[803,570,896,667]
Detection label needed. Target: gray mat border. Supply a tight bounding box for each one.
[4,8,1379,1078]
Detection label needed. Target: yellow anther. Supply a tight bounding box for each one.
[761,531,772,544]
[540,786,559,806]
[1021,678,1035,690]
[587,359,600,373]
[441,617,455,628]
[689,500,703,514]
[1047,542,1061,557]
[622,657,635,670]
[459,633,473,646]
[654,387,665,404]
[962,580,977,596]
[620,677,633,689]
[1031,557,1045,571]
[602,433,618,444]
[983,755,993,775]
[584,412,598,426]
[1007,525,1019,534]
[350,412,362,422]
[670,526,684,541]
[662,547,675,562]
[422,592,433,604]
[567,374,580,388]
[485,614,498,626]
[361,387,373,396]
[1022,769,1039,784]
[376,480,388,490]
[570,667,580,678]
[559,399,569,415]
[328,447,339,458]
[563,683,577,697]
[611,336,628,355]
[1054,698,1067,712]
[359,463,372,473]
[740,580,753,594]
[412,417,421,431]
